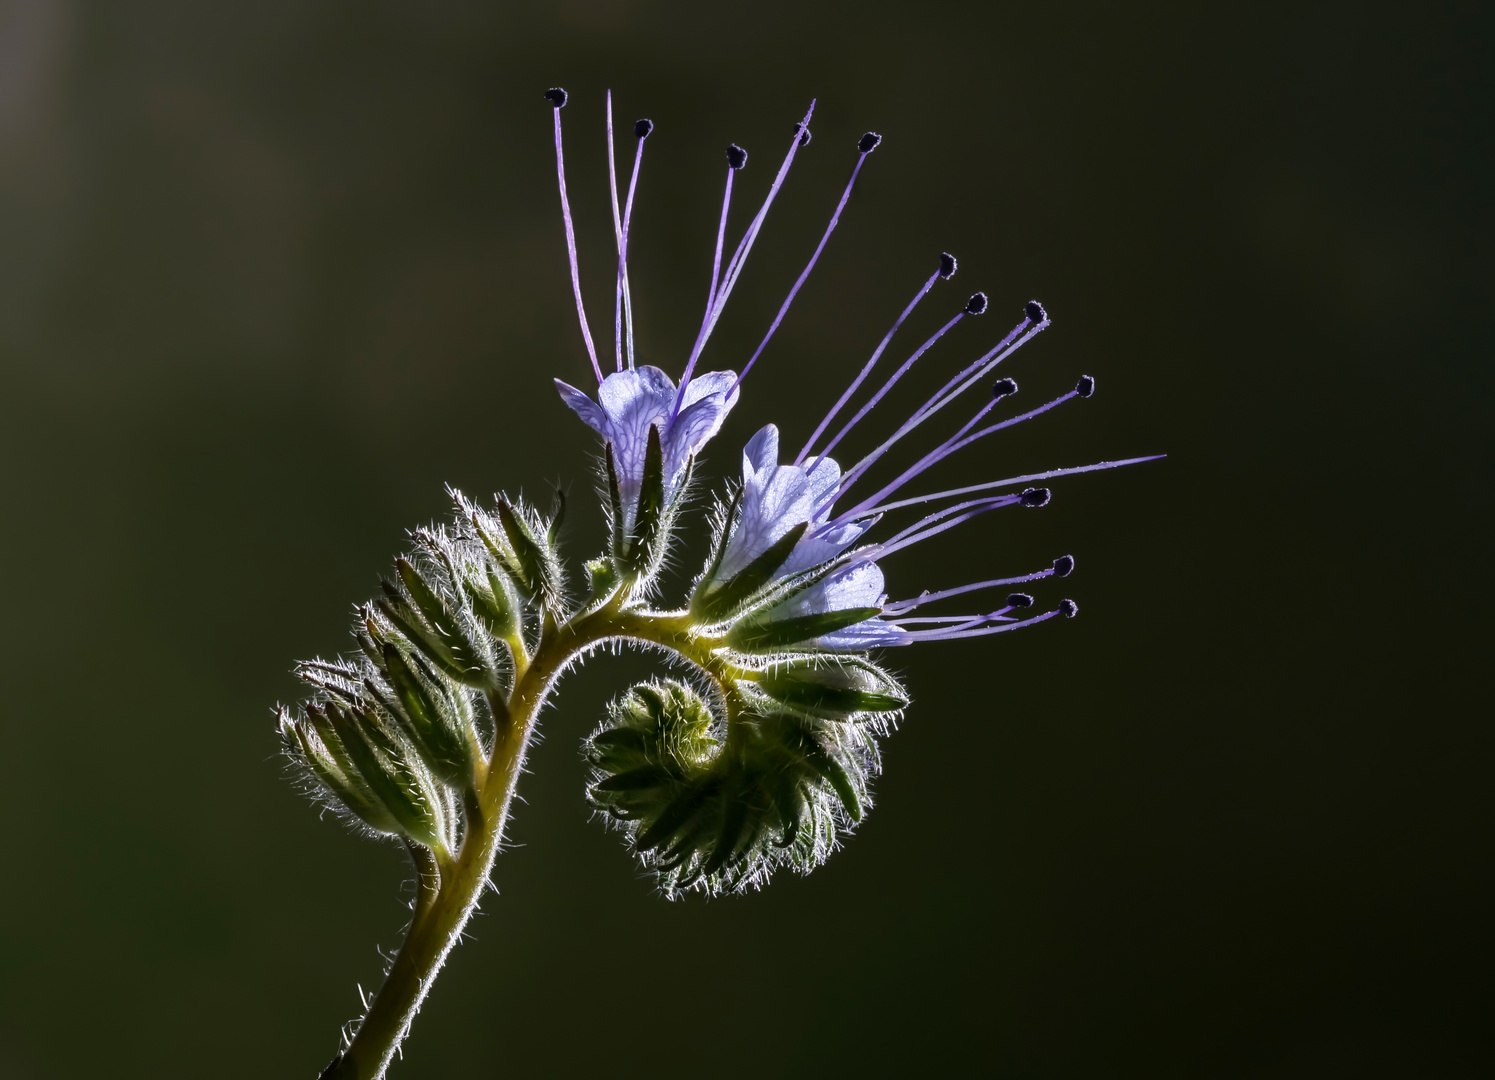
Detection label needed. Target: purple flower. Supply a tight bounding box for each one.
[709,423,874,584]
[544,89,884,539]
[718,267,1164,649]
[554,366,738,531]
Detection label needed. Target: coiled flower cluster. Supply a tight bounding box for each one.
[279,84,1160,1080]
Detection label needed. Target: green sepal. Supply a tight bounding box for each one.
[633,777,720,853]
[375,590,470,688]
[547,486,567,545]
[494,496,563,610]
[753,656,908,719]
[465,565,519,643]
[691,521,809,623]
[790,726,862,823]
[701,769,751,876]
[584,557,621,605]
[593,764,676,793]
[380,644,475,788]
[604,444,626,555]
[725,606,882,652]
[695,487,743,592]
[282,709,403,836]
[319,701,448,851]
[396,556,493,688]
[614,423,667,577]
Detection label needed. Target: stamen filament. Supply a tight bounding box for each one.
[620,132,646,370]
[815,308,967,464]
[847,455,1167,518]
[674,101,816,419]
[551,100,603,383]
[835,315,1046,499]
[906,607,1061,641]
[729,143,876,397]
[794,268,942,467]
[881,568,1056,615]
[872,493,1021,557]
[607,92,625,373]
[835,390,1074,522]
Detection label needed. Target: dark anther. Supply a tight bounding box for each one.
[544,87,568,108]
[966,292,989,315]
[1020,487,1051,508]
[1075,375,1096,398]
[1025,300,1046,323]
[726,144,748,170]
[1052,554,1075,578]
[858,131,882,153]
[939,252,958,279]
[635,118,654,139]
[1006,593,1035,609]
[795,123,812,147]
[991,377,1018,398]
[1059,599,1079,618]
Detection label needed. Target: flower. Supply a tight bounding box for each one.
[543,88,885,553]
[704,271,1163,650]
[708,423,874,583]
[555,366,738,532]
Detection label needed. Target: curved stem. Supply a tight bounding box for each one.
[319,604,728,1079]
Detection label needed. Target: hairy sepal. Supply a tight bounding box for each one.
[583,679,880,897]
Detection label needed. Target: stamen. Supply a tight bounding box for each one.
[1052,554,1075,578]
[793,259,949,467]
[939,252,957,279]
[1006,592,1034,608]
[729,129,882,397]
[873,493,1022,557]
[619,120,649,369]
[1059,599,1078,618]
[1019,487,1051,507]
[843,456,1165,518]
[726,144,749,170]
[1075,374,1095,398]
[833,395,1000,520]
[674,101,816,416]
[547,87,602,383]
[992,377,1018,398]
[858,131,882,153]
[881,567,1057,615]
[606,92,624,372]
[907,607,1061,641]
[831,310,1045,501]
[816,305,969,464]
[688,165,736,373]
[834,389,1078,523]
[888,614,1015,625]
[965,292,988,315]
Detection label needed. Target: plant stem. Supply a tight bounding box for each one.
[321,612,595,1078]
[318,605,730,1079]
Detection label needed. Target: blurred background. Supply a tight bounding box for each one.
[0,1,1490,1076]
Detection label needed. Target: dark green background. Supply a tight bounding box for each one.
[0,1,1489,1076]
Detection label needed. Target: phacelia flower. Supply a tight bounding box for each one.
[700,283,1161,648]
[543,87,883,561]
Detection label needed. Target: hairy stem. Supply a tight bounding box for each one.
[319,603,722,1079]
